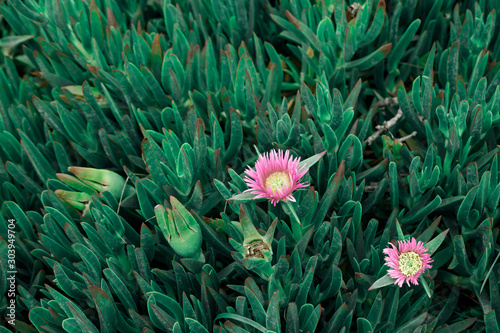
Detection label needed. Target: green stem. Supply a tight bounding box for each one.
[283,200,301,225]
[418,274,432,298]
[283,200,302,240]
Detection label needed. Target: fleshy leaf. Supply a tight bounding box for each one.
[425,228,449,255]
[298,150,327,170]
[368,274,396,290]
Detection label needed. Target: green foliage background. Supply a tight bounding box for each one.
[0,0,499,331]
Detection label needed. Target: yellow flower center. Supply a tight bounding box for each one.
[398,251,423,277]
[265,172,290,194]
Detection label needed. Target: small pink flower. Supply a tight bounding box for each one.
[243,149,309,206]
[383,237,433,287]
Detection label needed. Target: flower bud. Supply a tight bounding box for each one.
[55,190,91,215]
[56,173,96,195]
[67,167,133,199]
[154,197,204,261]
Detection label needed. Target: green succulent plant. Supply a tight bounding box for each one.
[0,0,500,332]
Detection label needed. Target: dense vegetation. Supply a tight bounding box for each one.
[0,0,499,332]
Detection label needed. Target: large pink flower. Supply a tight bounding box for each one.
[243,150,309,206]
[383,237,433,287]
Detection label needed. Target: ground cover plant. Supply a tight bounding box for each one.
[0,0,500,331]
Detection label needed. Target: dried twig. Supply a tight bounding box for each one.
[365,108,403,145]
[377,97,399,108]
[397,131,417,143]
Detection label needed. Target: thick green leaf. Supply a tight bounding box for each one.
[68,302,99,333]
[425,229,449,255]
[89,285,117,333]
[227,191,257,203]
[103,268,138,313]
[5,201,37,241]
[19,130,56,182]
[344,44,392,70]
[485,311,499,333]
[388,19,421,74]
[298,150,327,170]
[214,313,266,332]
[28,307,62,332]
[368,274,395,290]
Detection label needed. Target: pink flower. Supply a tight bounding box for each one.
[383,238,433,287]
[243,150,309,206]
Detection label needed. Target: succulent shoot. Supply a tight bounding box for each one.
[155,197,204,261]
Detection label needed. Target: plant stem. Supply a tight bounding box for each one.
[283,200,302,239]
[418,274,432,298]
